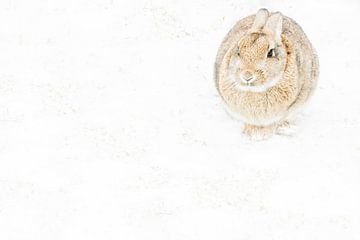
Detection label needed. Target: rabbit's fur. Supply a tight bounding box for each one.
[214,9,319,139]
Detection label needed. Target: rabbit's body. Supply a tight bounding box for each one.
[214,9,318,138]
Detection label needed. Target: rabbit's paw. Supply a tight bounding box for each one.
[243,124,276,140]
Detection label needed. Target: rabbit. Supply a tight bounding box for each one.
[214,8,319,139]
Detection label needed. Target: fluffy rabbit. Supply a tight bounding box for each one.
[214,8,319,139]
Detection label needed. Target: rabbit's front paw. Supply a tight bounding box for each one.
[243,124,276,140]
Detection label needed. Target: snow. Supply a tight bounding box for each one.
[0,0,359,239]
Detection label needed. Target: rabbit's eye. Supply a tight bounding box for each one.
[237,52,241,57]
[267,48,276,58]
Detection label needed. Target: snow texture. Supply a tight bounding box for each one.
[0,0,359,239]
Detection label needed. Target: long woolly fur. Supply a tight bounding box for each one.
[214,8,319,138]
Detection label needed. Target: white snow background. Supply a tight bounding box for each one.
[0,0,359,239]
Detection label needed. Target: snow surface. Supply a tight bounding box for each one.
[0,0,360,239]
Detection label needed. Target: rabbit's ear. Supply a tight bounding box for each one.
[264,12,283,43]
[249,8,269,33]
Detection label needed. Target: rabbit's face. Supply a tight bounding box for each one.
[228,32,286,92]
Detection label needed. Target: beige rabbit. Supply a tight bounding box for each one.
[214,8,319,139]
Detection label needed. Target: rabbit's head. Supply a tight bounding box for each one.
[228,9,288,92]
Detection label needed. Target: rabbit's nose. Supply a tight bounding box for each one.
[240,70,255,83]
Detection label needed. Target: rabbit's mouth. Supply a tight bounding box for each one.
[227,73,282,92]
[238,75,261,88]
[228,74,282,93]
